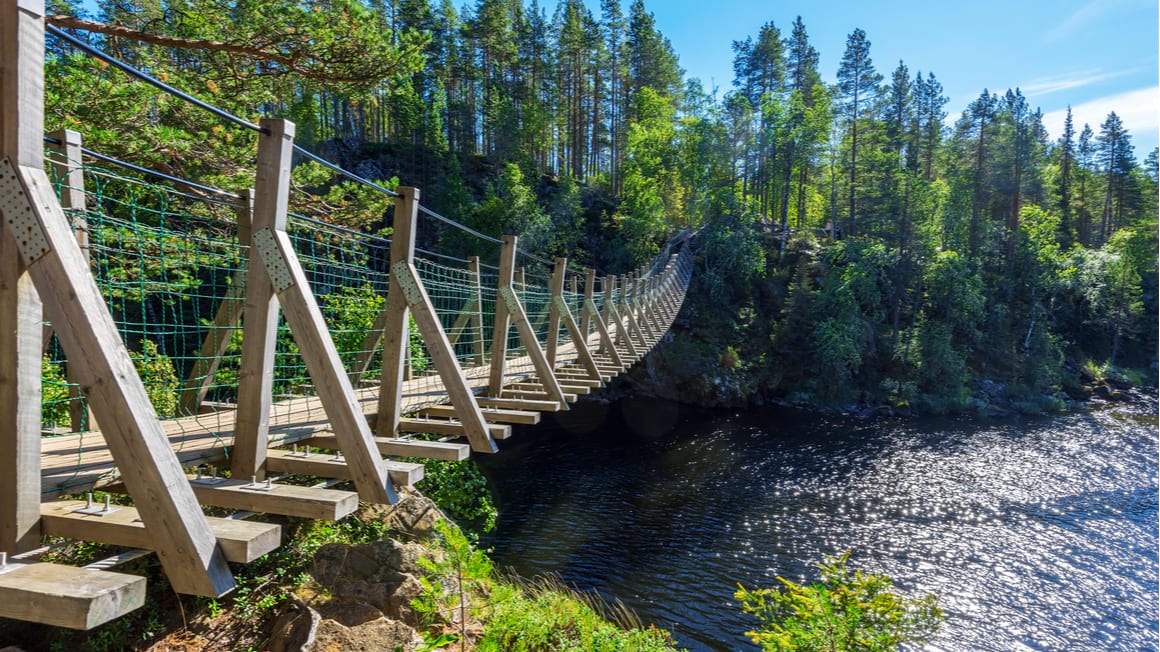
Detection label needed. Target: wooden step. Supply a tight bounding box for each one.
[500,389,579,403]
[397,417,512,441]
[40,500,281,564]
[0,561,146,630]
[420,404,540,425]
[477,396,563,412]
[303,434,470,462]
[187,477,359,520]
[265,449,424,486]
[542,376,602,388]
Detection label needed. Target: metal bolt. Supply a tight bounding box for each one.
[0,552,7,568]
[86,492,93,510]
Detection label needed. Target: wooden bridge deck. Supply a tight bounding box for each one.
[39,333,612,500]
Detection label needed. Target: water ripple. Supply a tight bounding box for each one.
[478,395,1159,651]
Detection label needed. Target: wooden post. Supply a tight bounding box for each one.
[233,123,289,482]
[468,256,485,366]
[249,119,394,504]
[545,258,565,365]
[46,128,94,432]
[581,269,595,341]
[487,236,517,396]
[1,0,233,595]
[178,191,252,415]
[376,188,418,439]
[488,237,567,406]
[0,0,44,554]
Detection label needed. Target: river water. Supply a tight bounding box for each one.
[476,393,1159,651]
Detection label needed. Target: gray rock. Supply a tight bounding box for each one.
[310,538,436,626]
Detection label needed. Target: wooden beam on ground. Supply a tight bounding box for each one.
[264,448,424,486]
[251,119,395,505]
[187,478,358,521]
[40,501,281,564]
[0,561,146,630]
[420,404,540,426]
[305,434,470,462]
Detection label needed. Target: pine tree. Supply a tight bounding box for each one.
[1057,106,1075,246]
[1077,123,1095,246]
[1097,112,1135,244]
[836,28,881,237]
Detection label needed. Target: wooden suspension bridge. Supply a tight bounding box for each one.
[0,1,693,630]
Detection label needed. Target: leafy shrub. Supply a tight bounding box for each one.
[736,552,942,651]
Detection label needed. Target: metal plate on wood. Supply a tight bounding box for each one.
[0,158,51,265]
[252,227,295,292]
[499,286,521,313]
[391,261,424,306]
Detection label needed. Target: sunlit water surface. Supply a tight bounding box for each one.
[477,393,1159,651]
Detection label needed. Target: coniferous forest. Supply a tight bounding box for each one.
[46,0,1158,413]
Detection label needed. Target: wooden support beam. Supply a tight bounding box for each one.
[188,478,359,521]
[305,433,470,462]
[580,268,595,339]
[500,389,579,403]
[41,501,281,564]
[178,191,252,416]
[0,561,146,630]
[250,119,395,505]
[265,448,424,486]
[507,381,591,396]
[1,0,46,556]
[550,259,602,383]
[390,260,497,453]
[420,404,540,426]
[398,417,511,441]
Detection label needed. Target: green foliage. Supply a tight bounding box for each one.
[418,460,498,537]
[736,552,942,651]
[131,339,179,418]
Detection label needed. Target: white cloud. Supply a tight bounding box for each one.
[1041,86,1159,143]
[1045,0,1112,42]
[1022,69,1139,97]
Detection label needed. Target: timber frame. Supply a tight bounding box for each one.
[0,1,693,631]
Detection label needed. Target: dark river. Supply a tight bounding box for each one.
[476,393,1159,651]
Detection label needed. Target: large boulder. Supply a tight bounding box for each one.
[268,599,423,652]
[310,537,435,626]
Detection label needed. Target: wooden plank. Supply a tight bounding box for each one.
[477,396,562,412]
[178,192,251,416]
[580,269,595,341]
[420,404,540,426]
[398,417,511,441]
[265,448,423,486]
[0,0,46,556]
[188,478,358,521]
[507,382,591,396]
[392,260,497,453]
[0,561,146,630]
[305,434,470,462]
[500,389,579,403]
[8,163,234,597]
[40,501,281,564]
[546,258,565,365]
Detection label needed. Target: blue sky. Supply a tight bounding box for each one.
[559,0,1159,159]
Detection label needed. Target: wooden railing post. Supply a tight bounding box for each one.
[581,268,595,340]
[1,0,45,555]
[546,258,565,365]
[488,237,567,406]
[487,236,517,396]
[46,128,97,432]
[375,190,495,452]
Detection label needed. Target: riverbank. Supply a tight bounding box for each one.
[0,489,682,652]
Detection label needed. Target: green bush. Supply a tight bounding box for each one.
[736,552,942,651]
